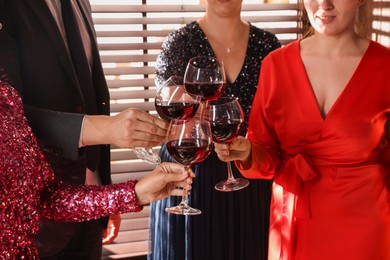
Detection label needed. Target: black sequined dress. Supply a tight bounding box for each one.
[149,22,281,260]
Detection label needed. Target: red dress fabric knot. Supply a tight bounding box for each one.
[275,153,317,219]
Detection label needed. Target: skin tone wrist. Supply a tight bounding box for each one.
[81,115,112,146]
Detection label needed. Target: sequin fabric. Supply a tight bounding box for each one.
[0,81,142,259]
[155,21,281,133]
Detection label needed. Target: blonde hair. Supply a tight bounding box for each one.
[302,0,373,39]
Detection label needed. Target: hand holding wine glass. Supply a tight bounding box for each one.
[208,96,249,192]
[165,118,213,215]
[133,74,202,165]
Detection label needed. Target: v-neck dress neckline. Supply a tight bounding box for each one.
[194,22,252,85]
[295,40,374,122]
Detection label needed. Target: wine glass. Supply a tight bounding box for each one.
[208,96,249,192]
[132,147,161,164]
[165,118,213,215]
[183,56,226,102]
[155,76,201,122]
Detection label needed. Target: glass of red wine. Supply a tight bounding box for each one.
[155,76,201,122]
[208,96,249,192]
[165,118,213,215]
[184,56,226,102]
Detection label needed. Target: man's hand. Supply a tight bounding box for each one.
[81,108,168,148]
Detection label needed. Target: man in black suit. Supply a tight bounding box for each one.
[0,0,167,259]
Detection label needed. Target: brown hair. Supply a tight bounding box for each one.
[302,0,373,39]
[356,0,373,38]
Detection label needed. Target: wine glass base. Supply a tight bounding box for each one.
[215,178,249,192]
[165,203,202,215]
[133,148,161,164]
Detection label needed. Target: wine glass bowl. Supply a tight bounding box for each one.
[155,76,201,122]
[184,56,226,102]
[165,118,213,215]
[209,96,243,144]
[208,96,249,192]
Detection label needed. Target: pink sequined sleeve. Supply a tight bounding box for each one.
[40,180,143,222]
[0,81,143,223]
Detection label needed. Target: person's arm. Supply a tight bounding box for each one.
[40,162,193,222]
[0,81,191,223]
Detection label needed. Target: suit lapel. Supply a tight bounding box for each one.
[24,0,80,88]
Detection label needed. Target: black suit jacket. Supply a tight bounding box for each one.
[0,0,111,255]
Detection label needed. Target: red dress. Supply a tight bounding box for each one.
[237,40,390,260]
[0,81,143,259]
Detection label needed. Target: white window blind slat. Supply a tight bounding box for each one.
[100,54,157,63]
[96,30,174,38]
[109,88,156,99]
[103,66,156,75]
[98,42,163,51]
[110,102,156,113]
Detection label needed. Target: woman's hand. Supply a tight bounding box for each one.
[134,162,195,205]
[214,136,252,167]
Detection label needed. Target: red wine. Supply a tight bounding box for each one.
[155,101,199,122]
[166,138,212,166]
[211,120,242,143]
[184,82,226,101]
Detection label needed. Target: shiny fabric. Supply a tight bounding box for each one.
[149,22,280,260]
[0,81,142,259]
[238,40,390,260]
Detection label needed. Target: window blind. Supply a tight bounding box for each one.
[372,0,390,47]
[91,2,305,259]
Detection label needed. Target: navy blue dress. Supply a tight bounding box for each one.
[149,22,280,260]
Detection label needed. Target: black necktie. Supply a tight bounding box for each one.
[61,0,100,172]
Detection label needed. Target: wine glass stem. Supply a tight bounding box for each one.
[179,166,191,206]
[199,100,209,119]
[226,161,237,182]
